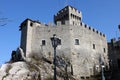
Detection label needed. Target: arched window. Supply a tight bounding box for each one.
[75,39,79,45]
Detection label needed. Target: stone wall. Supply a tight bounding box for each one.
[20,19,109,79]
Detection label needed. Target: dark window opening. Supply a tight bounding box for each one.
[81,76,85,79]
[75,39,79,45]
[86,77,89,79]
[115,45,119,50]
[42,40,46,45]
[104,48,106,53]
[30,22,33,26]
[79,17,81,21]
[93,44,95,49]
[80,22,82,26]
[117,59,120,69]
[71,14,72,17]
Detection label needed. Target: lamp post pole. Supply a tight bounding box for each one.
[101,63,105,80]
[50,34,60,80]
[54,46,57,80]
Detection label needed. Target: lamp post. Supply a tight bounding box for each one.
[50,34,60,80]
[101,63,105,80]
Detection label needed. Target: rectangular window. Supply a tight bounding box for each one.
[103,48,106,53]
[75,39,79,45]
[93,44,95,49]
[42,40,46,45]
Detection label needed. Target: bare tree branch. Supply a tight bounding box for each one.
[0,17,12,26]
[0,23,7,26]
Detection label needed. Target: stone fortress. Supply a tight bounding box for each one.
[19,5,109,79]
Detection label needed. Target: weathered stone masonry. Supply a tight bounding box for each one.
[19,5,109,79]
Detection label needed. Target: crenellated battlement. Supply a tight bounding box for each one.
[80,22,106,37]
[54,5,82,25]
[55,5,81,16]
[21,18,106,38]
[20,17,106,38]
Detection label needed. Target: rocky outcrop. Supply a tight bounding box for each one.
[0,48,54,80]
[0,58,76,80]
[0,62,41,80]
[0,48,76,80]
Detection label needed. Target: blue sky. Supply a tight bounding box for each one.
[0,0,120,65]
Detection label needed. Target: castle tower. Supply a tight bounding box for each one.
[54,5,82,25]
[19,19,35,57]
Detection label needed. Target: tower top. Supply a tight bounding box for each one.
[54,5,82,25]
